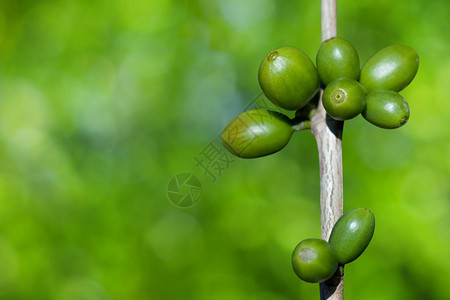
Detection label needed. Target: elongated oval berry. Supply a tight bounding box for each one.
[316,37,360,85]
[222,110,294,158]
[258,47,319,110]
[359,45,419,92]
[328,208,375,265]
[292,239,338,283]
[362,90,410,129]
[322,78,366,121]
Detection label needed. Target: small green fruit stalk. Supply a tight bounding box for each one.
[316,37,360,85]
[258,46,319,110]
[322,78,366,121]
[362,90,410,129]
[292,239,339,283]
[359,45,419,93]
[221,110,294,158]
[328,207,375,265]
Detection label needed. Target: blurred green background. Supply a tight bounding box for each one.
[0,0,449,299]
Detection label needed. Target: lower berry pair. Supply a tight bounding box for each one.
[292,208,375,283]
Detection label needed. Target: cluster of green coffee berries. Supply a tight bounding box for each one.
[317,38,418,126]
[292,208,375,283]
[222,38,419,159]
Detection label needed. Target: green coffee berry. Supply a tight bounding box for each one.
[222,110,294,158]
[258,46,319,111]
[292,238,339,283]
[328,208,375,265]
[316,37,360,85]
[362,90,410,129]
[322,78,366,121]
[359,45,419,93]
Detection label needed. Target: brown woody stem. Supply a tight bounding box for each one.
[310,0,344,299]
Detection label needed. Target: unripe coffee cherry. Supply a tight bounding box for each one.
[328,208,375,265]
[322,78,366,121]
[359,45,419,93]
[316,37,360,85]
[222,110,294,158]
[362,90,410,129]
[258,47,319,111]
[292,239,338,283]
